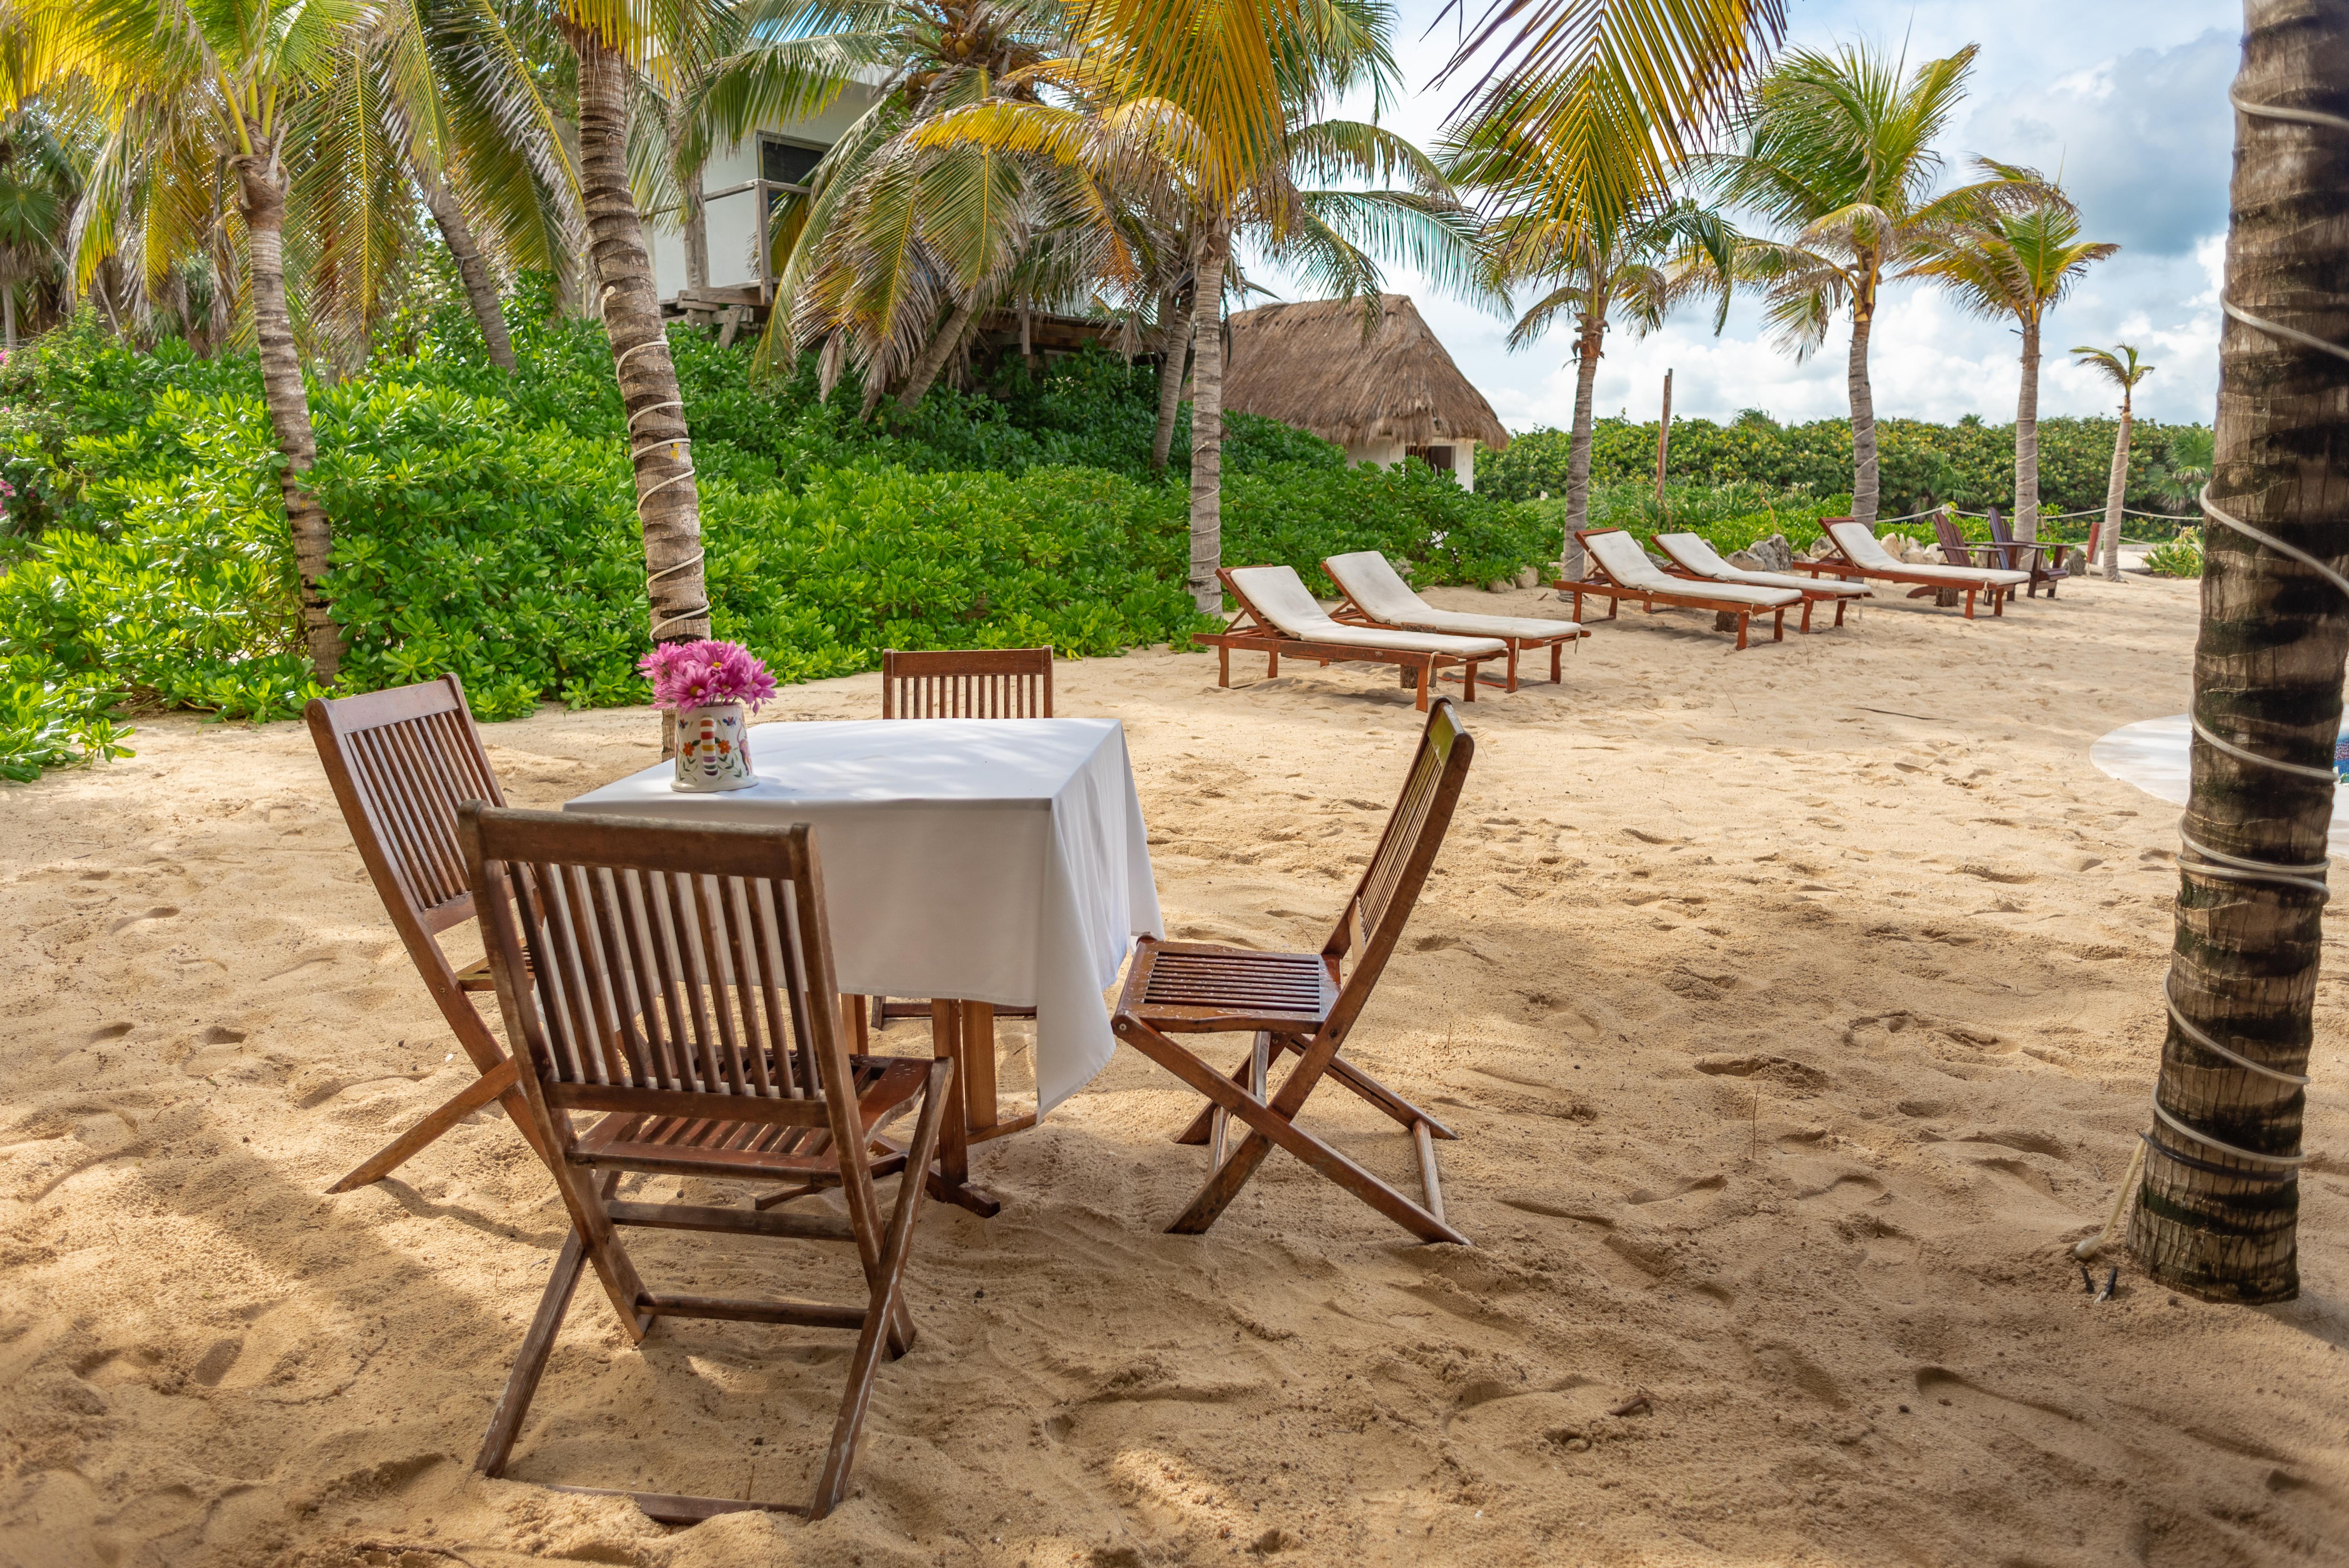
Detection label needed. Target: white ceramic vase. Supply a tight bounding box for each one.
[670,702,757,792]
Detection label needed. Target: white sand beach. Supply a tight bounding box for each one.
[4,570,2345,1568]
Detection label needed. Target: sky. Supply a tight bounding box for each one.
[1246,0,2241,431]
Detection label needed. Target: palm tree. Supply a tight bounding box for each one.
[1710,43,2040,525]
[554,0,717,650]
[37,0,359,682]
[1444,107,1737,571]
[2127,1,2345,1305]
[1904,189,2115,542]
[2153,424,2213,513]
[2070,342,2152,581]
[0,110,78,350]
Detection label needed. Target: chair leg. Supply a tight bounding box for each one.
[1113,1018,1465,1244]
[1504,644,1519,693]
[1551,638,1562,683]
[1834,599,1846,627]
[1173,1041,1261,1146]
[1412,1121,1446,1228]
[1218,644,1229,688]
[328,1056,523,1193]
[1734,612,1750,651]
[1799,598,1813,634]
[476,1171,619,1478]
[808,1060,949,1521]
[1772,606,1785,642]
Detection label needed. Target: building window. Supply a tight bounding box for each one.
[759,137,825,192]
[1405,444,1457,473]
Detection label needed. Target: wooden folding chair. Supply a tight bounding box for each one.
[1110,698,1476,1245]
[460,804,952,1524]
[866,647,1052,1215]
[305,674,555,1191]
[880,646,1053,718]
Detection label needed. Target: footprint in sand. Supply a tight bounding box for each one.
[107,906,178,933]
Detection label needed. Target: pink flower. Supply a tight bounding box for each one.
[636,639,778,711]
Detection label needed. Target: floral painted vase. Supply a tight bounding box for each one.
[671,702,757,792]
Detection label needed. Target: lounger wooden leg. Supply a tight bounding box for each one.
[1772,606,1785,642]
[1505,644,1519,693]
[1460,658,1477,703]
[328,1056,522,1193]
[1218,643,1229,688]
[1415,656,1431,711]
[808,1060,950,1521]
[1993,587,2006,617]
[1734,612,1749,651]
[1799,599,1813,634]
[1834,599,1846,627]
[1268,649,1279,677]
[1963,588,1977,619]
[1550,639,1562,683]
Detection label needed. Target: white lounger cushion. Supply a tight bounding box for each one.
[1828,521,2031,587]
[1653,532,1871,598]
[1581,530,1801,607]
[1323,550,1583,640]
[1225,565,1508,658]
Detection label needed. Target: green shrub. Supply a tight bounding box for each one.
[2145,536,2204,578]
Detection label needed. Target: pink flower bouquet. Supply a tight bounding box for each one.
[637,640,778,713]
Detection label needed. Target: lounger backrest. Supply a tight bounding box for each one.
[1582,529,1675,592]
[306,674,507,941]
[1653,532,1733,576]
[1226,565,1340,637]
[461,806,837,1109]
[1321,698,1475,1041]
[1932,511,1978,568]
[1828,521,1902,571]
[1322,551,1428,623]
[882,647,1053,719]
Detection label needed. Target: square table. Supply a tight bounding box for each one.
[565,717,1164,1211]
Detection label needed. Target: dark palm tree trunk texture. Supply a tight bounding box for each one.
[573,33,710,650]
[235,151,345,684]
[2100,390,2132,582]
[1187,221,1231,615]
[2127,0,2349,1304]
[2013,317,2041,542]
[1561,310,1606,580]
[1846,262,1879,526]
[419,172,517,373]
[1151,288,1192,475]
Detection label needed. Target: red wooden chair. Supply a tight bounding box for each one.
[304,675,553,1191]
[461,804,951,1523]
[1111,698,1476,1244]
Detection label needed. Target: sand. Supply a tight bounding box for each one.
[4,570,2346,1568]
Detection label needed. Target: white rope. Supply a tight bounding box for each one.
[2188,712,2339,783]
[645,547,709,640]
[2164,976,2316,1087]
[614,337,673,375]
[2230,86,2349,135]
[2223,299,2349,366]
[628,399,683,429]
[2149,1095,2310,1168]
[631,439,689,462]
[2201,486,2349,601]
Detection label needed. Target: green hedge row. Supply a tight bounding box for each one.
[0,303,1554,779]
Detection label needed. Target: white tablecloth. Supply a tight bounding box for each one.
[564,718,1163,1112]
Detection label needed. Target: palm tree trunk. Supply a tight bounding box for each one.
[1151,289,1192,474]
[1187,221,1231,615]
[1847,271,1880,525]
[419,171,517,373]
[683,169,710,292]
[1561,311,1606,581]
[2125,1,2348,1305]
[2013,316,2042,542]
[896,297,976,410]
[573,32,709,650]
[2099,392,2132,581]
[4,283,16,352]
[234,152,344,684]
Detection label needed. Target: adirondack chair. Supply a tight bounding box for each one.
[1111,698,1476,1243]
[1984,507,2069,597]
[304,675,557,1191]
[1931,511,1988,568]
[461,804,951,1524]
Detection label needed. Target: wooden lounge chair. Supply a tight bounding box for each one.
[1558,528,1800,650]
[881,646,1053,717]
[1930,508,1990,570]
[304,674,556,1192]
[1983,506,2069,597]
[1809,519,2027,619]
[1110,698,1475,1244]
[870,646,1050,1215]
[460,804,952,1525]
[1651,531,1868,632]
[1194,564,1506,712]
[1321,548,1585,691]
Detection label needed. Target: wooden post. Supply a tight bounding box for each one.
[1655,369,1673,520]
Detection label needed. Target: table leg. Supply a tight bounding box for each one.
[961,1001,998,1134]
[926,1000,1001,1219]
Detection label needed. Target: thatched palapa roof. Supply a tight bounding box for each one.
[1222,293,1508,451]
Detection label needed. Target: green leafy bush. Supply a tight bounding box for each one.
[2145,536,2204,578]
[1,299,1554,780]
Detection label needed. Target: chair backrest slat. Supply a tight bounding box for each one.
[881,648,1053,720]
[1932,511,1979,568]
[1321,700,1475,1041]
[463,808,847,1116]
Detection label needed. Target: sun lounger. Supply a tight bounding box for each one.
[1557,528,1800,650]
[1651,532,1868,632]
[1194,564,1507,711]
[1811,519,2028,619]
[1321,549,1585,690]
